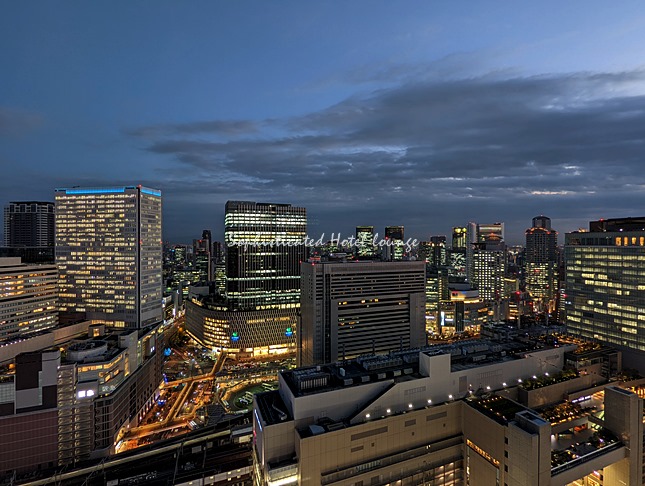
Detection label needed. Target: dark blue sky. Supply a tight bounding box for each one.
[2,2,645,244]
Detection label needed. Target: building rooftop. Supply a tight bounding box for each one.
[255,390,292,426]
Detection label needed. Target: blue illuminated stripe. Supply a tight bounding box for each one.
[64,187,126,195]
[141,188,161,197]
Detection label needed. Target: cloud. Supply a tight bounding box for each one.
[0,107,43,137]
[127,70,645,242]
[125,119,259,138]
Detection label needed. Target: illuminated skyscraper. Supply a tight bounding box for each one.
[55,186,163,329]
[449,227,468,277]
[566,217,645,355]
[225,201,306,310]
[472,235,506,302]
[466,222,504,284]
[451,226,468,250]
[187,202,306,357]
[525,215,557,311]
[355,226,376,258]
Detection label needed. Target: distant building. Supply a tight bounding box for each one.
[384,225,405,261]
[424,265,449,332]
[525,216,557,312]
[438,284,488,334]
[472,235,506,302]
[355,226,376,258]
[0,257,58,341]
[55,186,163,329]
[299,260,426,366]
[2,201,55,263]
[466,222,504,283]
[452,226,468,250]
[3,201,54,248]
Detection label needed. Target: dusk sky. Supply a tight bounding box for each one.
[2,2,645,245]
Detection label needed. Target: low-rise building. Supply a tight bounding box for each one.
[253,338,643,485]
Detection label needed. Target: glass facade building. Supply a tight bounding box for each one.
[565,219,645,352]
[224,201,306,311]
[55,186,163,329]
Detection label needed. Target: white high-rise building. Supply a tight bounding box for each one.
[55,186,163,329]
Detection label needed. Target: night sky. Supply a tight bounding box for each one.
[2,2,645,245]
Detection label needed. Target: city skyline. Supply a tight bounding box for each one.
[3,2,645,243]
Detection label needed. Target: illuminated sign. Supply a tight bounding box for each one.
[285,327,293,337]
[231,332,240,342]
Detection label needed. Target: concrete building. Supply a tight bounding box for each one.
[55,186,163,329]
[0,257,58,341]
[253,338,643,485]
[299,260,426,367]
[565,217,645,365]
[0,323,163,474]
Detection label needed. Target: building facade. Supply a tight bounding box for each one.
[565,217,645,356]
[0,323,164,474]
[0,257,58,341]
[384,226,405,261]
[525,216,558,312]
[299,260,426,366]
[355,226,376,258]
[225,201,306,310]
[55,186,163,329]
[472,236,506,302]
[254,339,643,485]
[3,201,55,248]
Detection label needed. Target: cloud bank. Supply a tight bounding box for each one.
[128,70,645,242]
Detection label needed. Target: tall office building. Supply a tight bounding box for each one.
[384,225,405,261]
[525,216,557,311]
[0,257,58,340]
[565,217,645,358]
[472,235,506,302]
[225,201,306,310]
[355,226,376,258]
[186,201,306,357]
[449,227,468,277]
[55,186,163,329]
[466,222,505,286]
[3,201,55,247]
[299,260,426,366]
[193,236,211,282]
[419,237,447,267]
